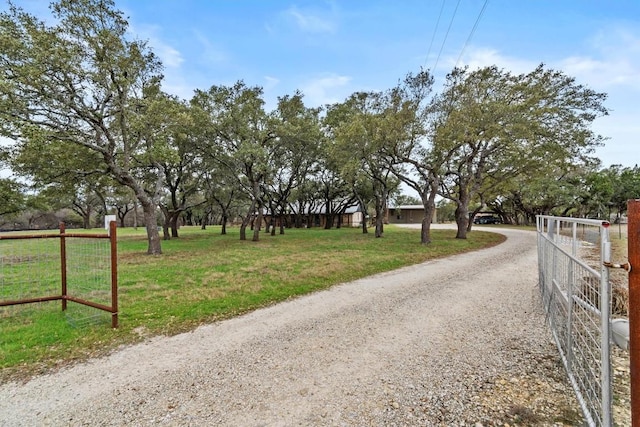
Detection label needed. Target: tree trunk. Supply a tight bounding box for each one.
[83,211,91,229]
[240,200,256,241]
[170,212,180,238]
[221,214,227,235]
[94,208,104,228]
[374,215,384,237]
[184,210,193,226]
[74,203,92,229]
[421,203,436,244]
[324,214,333,229]
[420,214,432,244]
[374,195,386,238]
[141,200,162,254]
[117,206,129,228]
[294,209,304,228]
[420,177,438,244]
[374,213,383,237]
[240,212,252,240]
[160,206,171,240]
[468,205,485,232]
[253,209,263,242]
[361,209,369,234]
[454,203,469,239]
[279,210,286,235]
[133,199,138,230]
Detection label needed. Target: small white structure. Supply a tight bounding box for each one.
[611,318,630,351]
[104,215,117,231]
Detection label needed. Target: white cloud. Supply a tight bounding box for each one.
[283,5,337,33]
[154,43,184,68]
[445,27,640,92]
[193,31,229,66]
[560,27,640,91]
[558,26,640,167]
[593,111,640,167]
[126,23,197,100]
[128,24,184,69]
[263,76,280,91]
[448,47,538,75]
[300,74,352,107]
[160,81,197,101]
[557,26,640,166]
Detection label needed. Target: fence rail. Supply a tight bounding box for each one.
[537,215,612,427]
[0,222,118,328]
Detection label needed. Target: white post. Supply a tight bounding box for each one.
[104,215,117,234]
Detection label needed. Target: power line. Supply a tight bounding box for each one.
[424,0,446,68]
[432,0,461,73]
[455,0,489,68]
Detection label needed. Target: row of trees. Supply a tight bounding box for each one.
[0,0,622,255]
[431,164,640,225]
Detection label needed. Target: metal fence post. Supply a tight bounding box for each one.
[59,222,67,311]
[601,221,612,426]
[629,200,640,427]
[109,221,118,329]
[567,221,575,375]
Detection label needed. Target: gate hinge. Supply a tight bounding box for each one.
[603,261,632,272]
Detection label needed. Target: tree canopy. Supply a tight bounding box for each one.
[2,0,629,252]
[0,0,166,253]
[432,65,608,237]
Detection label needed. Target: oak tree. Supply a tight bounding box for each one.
[432,65,607,238]
[0,0,167,253]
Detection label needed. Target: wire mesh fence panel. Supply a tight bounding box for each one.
[64,235,114,326]
[0,224,117,328]
[0,236,60,304]
[537,216,612,427]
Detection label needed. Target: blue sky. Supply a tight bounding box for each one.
[7,0,640,168]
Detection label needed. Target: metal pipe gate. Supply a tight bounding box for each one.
[537,215,612,427]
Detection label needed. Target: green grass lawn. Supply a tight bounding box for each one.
[0,224,505,382]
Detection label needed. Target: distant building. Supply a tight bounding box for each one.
[263,203,364,228]
[386,205,436,224]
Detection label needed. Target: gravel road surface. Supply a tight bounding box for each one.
[0,226,580,426]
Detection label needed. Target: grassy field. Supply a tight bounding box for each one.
[0,224,505,382]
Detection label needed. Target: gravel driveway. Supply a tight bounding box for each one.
[0,226,581,426]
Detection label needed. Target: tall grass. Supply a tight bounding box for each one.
[0,225,504,381]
